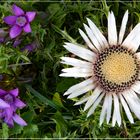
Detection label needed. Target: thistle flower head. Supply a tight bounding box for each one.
[60,10,140,126]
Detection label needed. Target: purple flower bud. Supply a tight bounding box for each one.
[13,38,22,47]
[3,4,36,39]
[0,88,27,127]
[0,38,4,43]
[21,42,37,52]
[0,29,8,43]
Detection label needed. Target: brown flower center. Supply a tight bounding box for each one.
[94,45,139,92]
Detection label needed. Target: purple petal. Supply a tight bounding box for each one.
[12,4,24,16]
[13,114,27,126]
[10,104,16,112]
[4,107,13,121]
[3,16,16,25]
[5,118,14,127]
[0,38,4,43]
[0,111,4,118]
[0,89,6,96]
[13,39,22,47]
[23,23,31,33]
[10,25,22,39]
[26,12,36,22]
[9,88,19,97]
[21,44,34,52]
[0,99,10,108]
[15,98,26,109]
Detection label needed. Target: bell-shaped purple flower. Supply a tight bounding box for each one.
[3,4,36,39]
[0,88,27,127]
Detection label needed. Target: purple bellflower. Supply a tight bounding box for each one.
[4,4,36,39]
[0,88,27,127]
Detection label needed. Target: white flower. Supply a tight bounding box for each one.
[60,10,140,126]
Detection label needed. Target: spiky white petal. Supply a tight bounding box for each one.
[61,57,93,68]
[74,96,89,105]
[131,34,140,52]
[67,83,95,99]
[84,24,101,51]
[106,93,112,124]
[61,67,93,74]
[119,93,134,123]
[60,64,93,78]
[122,91,140,119]
[84,86,103,111]
[108,11,117,45]
[64,43,96,62]
[59,72,92,78]
[113,93,121,126]
[118,10,128,44]
[112,105,117,127]
[64,77,94,95]
[129,90,140,104]
[87,93,105,117]
[86,18,109,48]
[131,81,140,94]
[122,23,140,52]
[100,93,108,126]
[79,28,97,52]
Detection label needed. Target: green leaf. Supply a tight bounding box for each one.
[53,92,65,109]
[22,111,36,123]
[10,124,24,136]
[56,78,79,93]
[0,55,9,61]
[48,3,61,15]
[25,84,59,110]
[2,123,9,139]
[22,124,38,137]
[20,55,31,62]
[52,111,68,137]
[52,25,76,43]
